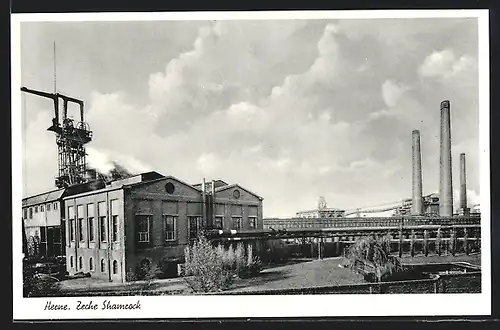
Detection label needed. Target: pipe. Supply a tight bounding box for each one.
[460,153,467,210]
[201,178,207,227]
[411,130,423,215]
[439,100,453,216]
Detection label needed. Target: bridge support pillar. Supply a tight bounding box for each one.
[423,229,429,257]
[398,225,404,258]
[464,228,469,255]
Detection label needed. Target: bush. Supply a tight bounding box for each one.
[345,235,403,282]
[183,237,263,292]
[23,266,61,297]
[184,236,233,293]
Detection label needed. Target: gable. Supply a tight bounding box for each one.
[215,184,262,202]
[129,176,202,198]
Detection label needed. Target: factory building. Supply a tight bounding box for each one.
[22,189,66,258]
[22,180,103,258]
[61,171,263,282]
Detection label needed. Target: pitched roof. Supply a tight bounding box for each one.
[125,175,202,192]
[22,188,66,207]
[215,183,263,200]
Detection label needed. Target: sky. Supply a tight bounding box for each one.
[19,17,481,217]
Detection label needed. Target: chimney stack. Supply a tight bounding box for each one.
[411,130,423,215]
[439,100,453,217]
[458,153,470,215]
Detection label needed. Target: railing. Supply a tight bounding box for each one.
[263,215,480,230]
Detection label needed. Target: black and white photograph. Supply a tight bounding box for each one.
[11,10,490,319]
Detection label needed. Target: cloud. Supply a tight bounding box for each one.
[418,49,477,81]
[21,19,481,218]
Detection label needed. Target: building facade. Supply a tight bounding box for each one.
[22,189,65,258]
[62,172,264,282]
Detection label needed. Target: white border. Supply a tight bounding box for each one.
[11,9,491,320]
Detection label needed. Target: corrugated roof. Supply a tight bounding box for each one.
[22,188,66,207]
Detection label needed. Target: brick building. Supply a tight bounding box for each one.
[62,171,263,282]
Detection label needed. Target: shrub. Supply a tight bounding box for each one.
[345,235,403,282]
[183,236,233,293]
[23,267,61,297]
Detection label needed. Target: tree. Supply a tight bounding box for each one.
[345,235,403,282]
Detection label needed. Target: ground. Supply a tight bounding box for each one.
[56,252,481,295]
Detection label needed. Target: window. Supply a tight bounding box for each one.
[40,227,47,243]
[35,206,38,213]
[189,216,201,239]
[137,215,150,243]
[88,217,95,242]
[110,200,119,242]
[70,256,74,268]
[113,260,118,274]
[87,204,95,242]
[29,208,33,219]
[68,205,75,241]
[232,217,242,230]
[78,256,83,270]
[78,218,84,241]
[100,217,107,242]
[41,205,44,212]
[100,259,106,273]
[47,203,51,211]
[98,202,107,242]
[53,202,58,210]
[69,219,75,241]
[164,215,176,241]
[23,209,27,219]
[112,215,119,242]
[89,257,94,271]
[214,216,223,230]
[233,189,241,199]
[249,217,257,229]
[53,228,61,244]
[165,182,175,194]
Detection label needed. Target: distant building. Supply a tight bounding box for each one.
[61,172,264,282]
[296,208,346,218]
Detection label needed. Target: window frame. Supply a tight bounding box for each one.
[232,217,242,230]
[248,216,257,229]
[99,216,107,242]
[47,203,51,211]
[78,217,85,242]
[112,215,119,242]
[214,216,224,230]
[188,216,201,240]
[137,215,151,243]
[164,215,177,242]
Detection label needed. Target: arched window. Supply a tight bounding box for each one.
[113,260,118,274]
[78,256,83,270]
[89,257,94,271]
[70,256,74,268]
[100,259,106,273]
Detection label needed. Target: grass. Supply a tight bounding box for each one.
[50,253,482,296]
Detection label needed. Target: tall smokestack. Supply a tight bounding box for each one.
[459,153,469,215]
[439,100,453,216]
[411,130,423,215]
